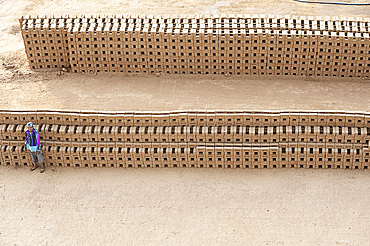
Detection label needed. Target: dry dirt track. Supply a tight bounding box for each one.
[1,0,370,245]
[1,166,369,245]
[1,73,370,112]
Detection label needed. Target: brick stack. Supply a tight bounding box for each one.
[1,110,369,169]
[20,14,370,77]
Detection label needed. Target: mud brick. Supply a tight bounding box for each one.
[260,146,270,168]
[288,111,300,126]
[98,113,117,126]
[223,126,234,143]
[196,145,207,168]
[214,126,224,143]
[353,113,366,127]
[187,111,197,126]
[79,112,90,126]
[134,112,152,126]
[52,144,64,166]
[317,111,330,126]
[288,125,299,142]
[344,127,356,143]
[176,126,187,143]
[9,144,21,166]
[14,124,26,141]
[185,143,197,168]
[197,126,208,143]
[69,145,81,167]
[362,147,370,169]
[250,145,263,169]
[152,146,162,168]
[63,112,81,125]
[152,112,170,126]
[232,126,244,143]
[95,144,108,167]
[204,126,216,143]
[342,145,354,169]
[0,124,8,141]
[66,125,79,142]
[334,144,345,169]
[351,144,363,169]
[130,126,142,143]
[214,145,225,168]
[115,143,126,168]
[5,112,28,125]
[19,145,31,166]
[306,143,317,168]
[205,111,216,127]
[223,144,234,168]
[214,112,228,126]
[160,143,171,168]
[316,143,326,168]
[167,126,178,143]
[124,144,135,168]
[232,145,243,168]
[122,126,134,142]
[62,146,73,167]
[344,112,357,127]
[244,126,252,143]
[335,111,346,126]
[84,113,98,126]
[354,127,366,144]
[250,126,261,143]
[279,143,289,167]
[146,126,158,143]
[0,112,12,125]
[334,126,346,143]
[298,111,312,126]
[105,146,118,167]
[43,145,55,166]
[142,146,154,168]
[185,126,198,143]
[196,111,207,126]
[307,125,318,142]
[53,112,67,125]
[297,143,307,168]
[365,114,370,128]
[169,143,180,168]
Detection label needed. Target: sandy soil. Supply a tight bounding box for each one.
[0,166,369,245]
[1,73,370,111]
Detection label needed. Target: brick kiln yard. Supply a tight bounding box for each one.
[1,0,370,245]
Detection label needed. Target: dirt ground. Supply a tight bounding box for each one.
[1,1,370,245]
[0,166,369,245]
[0,73,370,112]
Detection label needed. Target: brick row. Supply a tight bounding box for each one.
[1,140,369,170]
[20,15,370,77]
[1,110,369,127]
[1,124,369,145]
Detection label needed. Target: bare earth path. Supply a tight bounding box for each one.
[1,73,369,111]
[0,166,369,245]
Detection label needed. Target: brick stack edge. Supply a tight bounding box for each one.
[1,110,369,169]
[20,14,370,77]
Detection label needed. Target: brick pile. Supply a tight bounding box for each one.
[1,110,369,169]
[20,14,370,77]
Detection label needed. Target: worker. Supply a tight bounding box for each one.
[25,122,45,173]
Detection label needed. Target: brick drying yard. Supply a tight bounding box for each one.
[0,0,369,245]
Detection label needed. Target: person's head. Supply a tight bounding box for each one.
[26,122,34,132]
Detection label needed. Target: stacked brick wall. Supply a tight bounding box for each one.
[20,14,370,77]
[1,110,369,169]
